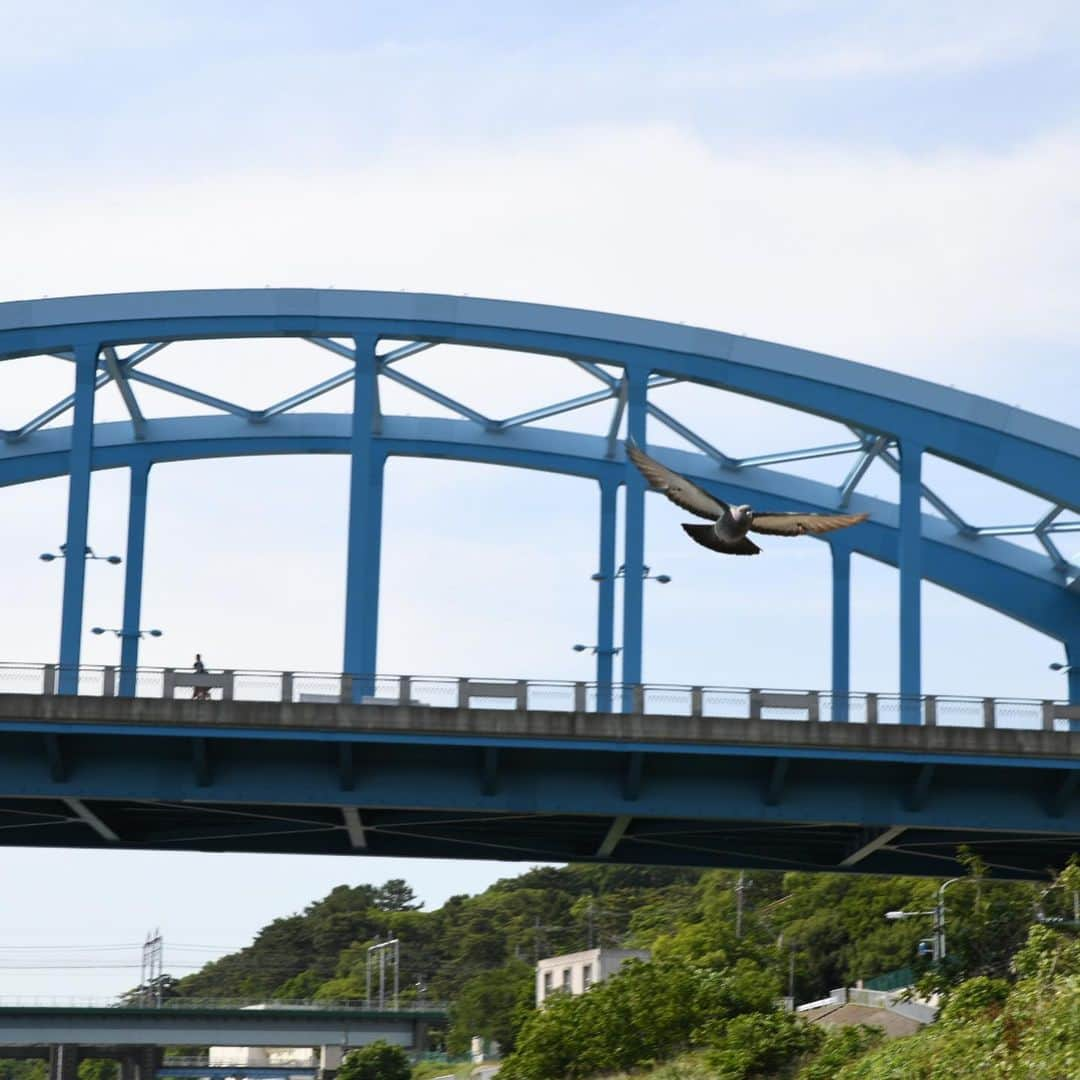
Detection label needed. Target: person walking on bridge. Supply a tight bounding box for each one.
[192,653,210,701]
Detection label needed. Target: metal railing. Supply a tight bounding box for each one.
[0,992,446,1012]
[0,662,1076,732]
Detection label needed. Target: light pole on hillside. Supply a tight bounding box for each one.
[886,877,962,963]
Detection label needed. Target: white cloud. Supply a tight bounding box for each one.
[2,123,1077,415]
[668,1,1077,86]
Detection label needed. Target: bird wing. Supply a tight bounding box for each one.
[682,524,761,555]
[750,511,869,536]
[626,442,728,520]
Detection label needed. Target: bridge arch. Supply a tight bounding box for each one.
[1,290,1077,704]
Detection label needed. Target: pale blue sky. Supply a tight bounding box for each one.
[0,1,1077,998]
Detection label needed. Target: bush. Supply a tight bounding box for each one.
[795,1025,883,1080]
[499,960,781,1080]
[337,1040,411,1080]
[705,1011,823,1079]
[938,975,1009,1025]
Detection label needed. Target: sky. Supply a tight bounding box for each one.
[0,0,1078,999]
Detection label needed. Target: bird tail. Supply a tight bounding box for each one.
[682,524,761,555]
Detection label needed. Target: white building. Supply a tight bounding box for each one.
[535,947,651,1006]
[208,1045,315,1067]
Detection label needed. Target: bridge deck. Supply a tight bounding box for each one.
[0,1003,442,1047]
[0,694,1076,879]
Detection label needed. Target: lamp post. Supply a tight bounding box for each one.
[589,564,669,711]
[1049,662,1076,673]
[91,628,162,698]
[366,938,400,1009]
[885,877,962,963]
[40,544,122,565]
[573,644,622,656]
[591,563,671,585]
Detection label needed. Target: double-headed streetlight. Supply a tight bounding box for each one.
[1049,662,1077,674]
[885,877,962,964]
[40,544,122,565]
[584,563,671,711]
[580,563,671,656]
[91,627,163,640]
[590,563,672,585]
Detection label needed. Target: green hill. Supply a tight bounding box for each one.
[154,854,1078,1078]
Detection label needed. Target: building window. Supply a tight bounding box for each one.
[562,968,572,991]
[543,971,553,998]
[582,963,593,989]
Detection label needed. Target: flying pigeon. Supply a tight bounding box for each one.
[627,442,869,556]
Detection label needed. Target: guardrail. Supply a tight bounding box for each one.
[0,993,447,1012]
[0,663,1076,732]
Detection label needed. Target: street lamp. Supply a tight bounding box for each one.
[1049,662,1077,673]
[885,877,962,963]
[40,544,122,565]
[91,627,163,639]
[573,644,622,656]
[591,563,671,584]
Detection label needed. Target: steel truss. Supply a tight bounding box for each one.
[0,290,1077,709]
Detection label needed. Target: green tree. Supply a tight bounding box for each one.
[705,1011,823,1080]
[447,960,535,1054]
[500,959,780,1080]
[795,1025,883,1080]
[77,1062,117,1080]
[336,1041,411,1080]
[375,879,422,911]
[0,1063,46,1080]
[274,968,323,1000]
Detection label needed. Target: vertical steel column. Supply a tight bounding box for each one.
[621,368,648,712]
[1067,640,1080,719]
[343,333,382,702]
[831,543,851,722]
[899,439,923,724]
[595,479,618,713]
[58,341,99,694]
[118,462,150,697]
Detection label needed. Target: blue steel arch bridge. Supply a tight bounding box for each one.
[0,290,1077,879]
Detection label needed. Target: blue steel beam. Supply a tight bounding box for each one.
[0,699,1077,876]
[125,370,254,418]
[1068,640,1080,706]
[1,416,1076,649]
[899,442,923,721]
[595,480,618,712]
[831,544,851,721]
[57,343,99,694]
[621,368,649,709]
[0,292,1074,510]
[342,335,382,695]
[646,401,733,466]
[118,463,150,696]
[0,290,1077,712]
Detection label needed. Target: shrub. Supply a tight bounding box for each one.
[795,1025,883,1080]
[337,1040,411,1080]
[705,1011,823,1079]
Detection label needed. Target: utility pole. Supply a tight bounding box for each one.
[366,938,400,1009]
[141,929,163,1007]
[587,898,595,950]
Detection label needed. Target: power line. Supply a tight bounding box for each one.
[0,943,142,950]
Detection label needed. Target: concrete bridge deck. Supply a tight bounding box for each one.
[0,691,1076,878]
[0,1002,441,1046]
